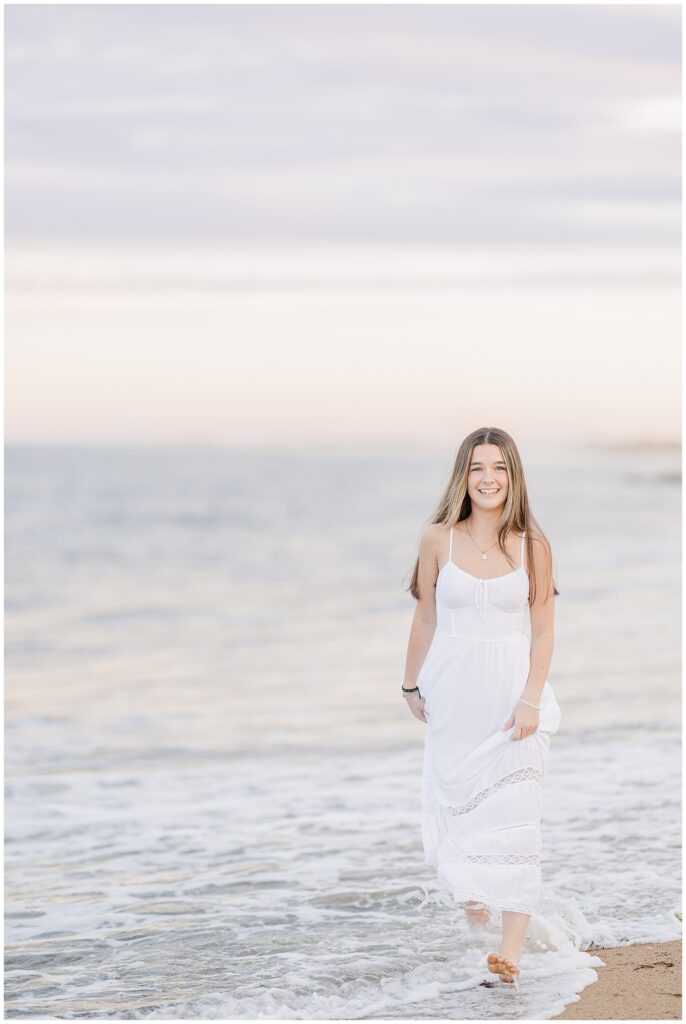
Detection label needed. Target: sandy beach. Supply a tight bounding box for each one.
[553,939,681,1020]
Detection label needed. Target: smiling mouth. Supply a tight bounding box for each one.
[479,488,500,494]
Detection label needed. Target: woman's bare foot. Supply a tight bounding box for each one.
[486,952,520,985]
[465,901,491,928]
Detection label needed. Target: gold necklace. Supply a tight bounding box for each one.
[465,522,499,560]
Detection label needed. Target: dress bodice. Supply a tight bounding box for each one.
[436,529,530,640]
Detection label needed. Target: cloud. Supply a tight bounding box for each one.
[4,4,681,244]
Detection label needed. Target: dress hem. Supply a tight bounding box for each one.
[423,856,540,915]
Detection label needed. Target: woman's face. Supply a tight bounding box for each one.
[467,443,509,510]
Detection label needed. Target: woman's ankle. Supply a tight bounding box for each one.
[498,944,521,964]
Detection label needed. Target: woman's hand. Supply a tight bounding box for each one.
[404,691,428,723]
[501,701,539,740]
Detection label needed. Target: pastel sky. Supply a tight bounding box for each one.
[4,4,682,447]
[5,4,682,244]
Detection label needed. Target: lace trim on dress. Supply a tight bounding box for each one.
[447,766,544,816]
[450,890,541,915]
[454,853,540,865]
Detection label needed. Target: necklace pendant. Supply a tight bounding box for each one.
[481,552,487,560]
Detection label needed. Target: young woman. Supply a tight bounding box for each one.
[402,426,562,991]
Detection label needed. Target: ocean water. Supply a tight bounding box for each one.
[4,442,681,1019]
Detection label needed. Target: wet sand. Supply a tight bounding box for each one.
[553,939,681,1020]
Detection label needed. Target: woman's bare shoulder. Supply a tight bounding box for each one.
[418,522,449,562]
[421,522,450,547]
[525,528,553,559]
[421,522,449,540]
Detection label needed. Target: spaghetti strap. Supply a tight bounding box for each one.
[448,526,453,565]
[520,531,526,570]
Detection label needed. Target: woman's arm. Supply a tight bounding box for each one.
[503,532,555,740]
[521,533,555,706]
[402,526,439,721]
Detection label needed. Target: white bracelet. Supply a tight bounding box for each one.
[518,697,541,710]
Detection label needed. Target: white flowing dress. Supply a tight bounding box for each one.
[418,527,561,916]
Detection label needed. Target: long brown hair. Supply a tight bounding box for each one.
[406,426,559,605]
